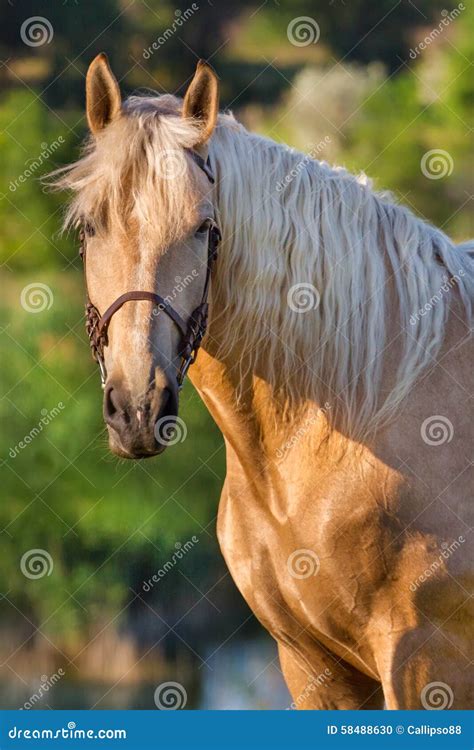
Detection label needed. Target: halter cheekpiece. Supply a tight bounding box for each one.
[79,150,221,390]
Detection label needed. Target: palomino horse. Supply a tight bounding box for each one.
[53,54,473,709]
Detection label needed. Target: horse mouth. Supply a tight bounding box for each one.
[107,426,170,459]
[111,444,167,459]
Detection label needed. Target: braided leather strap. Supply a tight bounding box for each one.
[85,301,106,363]
[180,302,209,361]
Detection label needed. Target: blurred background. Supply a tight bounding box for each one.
[0,0,472,709]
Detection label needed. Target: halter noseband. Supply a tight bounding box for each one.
[79,150,221,390]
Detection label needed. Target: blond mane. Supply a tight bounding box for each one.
[50,93,474,436]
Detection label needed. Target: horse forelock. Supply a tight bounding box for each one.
[48,93,206,246]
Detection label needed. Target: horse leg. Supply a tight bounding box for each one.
[278,642,384,710]
[378,627,473,709]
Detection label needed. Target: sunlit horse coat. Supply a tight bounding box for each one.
[52,54,474,709]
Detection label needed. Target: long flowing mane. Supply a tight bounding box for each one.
[50,93,474,436]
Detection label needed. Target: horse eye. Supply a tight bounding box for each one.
[195,220,211,236]
[84,221,95,238]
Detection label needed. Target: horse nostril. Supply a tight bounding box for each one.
[157,388,171,419]
[104,384,118,418]
[154,387,179,445]
[103,383,131,430]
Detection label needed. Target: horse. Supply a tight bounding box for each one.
[51,53,473,710]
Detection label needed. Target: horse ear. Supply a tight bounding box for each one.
[182,60,219,147]
[86,53,121,135]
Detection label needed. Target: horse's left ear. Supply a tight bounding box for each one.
[182,60,219,147]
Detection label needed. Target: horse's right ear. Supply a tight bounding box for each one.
[182,60,219,148]
[86,53,121,135]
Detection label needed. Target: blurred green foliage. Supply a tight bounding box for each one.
[0,272,224,640]
[0,1,472,648]
[0,91,76,269]
[346,1,474,238]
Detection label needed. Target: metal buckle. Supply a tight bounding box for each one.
[97,356,107,389]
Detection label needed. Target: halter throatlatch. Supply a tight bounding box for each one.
[79,151,220,389]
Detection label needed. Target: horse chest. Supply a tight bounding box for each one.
[216,469,380,652]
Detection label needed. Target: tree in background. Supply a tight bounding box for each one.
[346,1,473,238]
[265,3,472,239]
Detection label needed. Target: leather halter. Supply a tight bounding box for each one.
[79,150,220,390]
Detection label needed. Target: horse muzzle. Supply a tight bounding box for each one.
[103,378,179,458]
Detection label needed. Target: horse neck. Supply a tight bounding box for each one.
[206,126,351,435]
